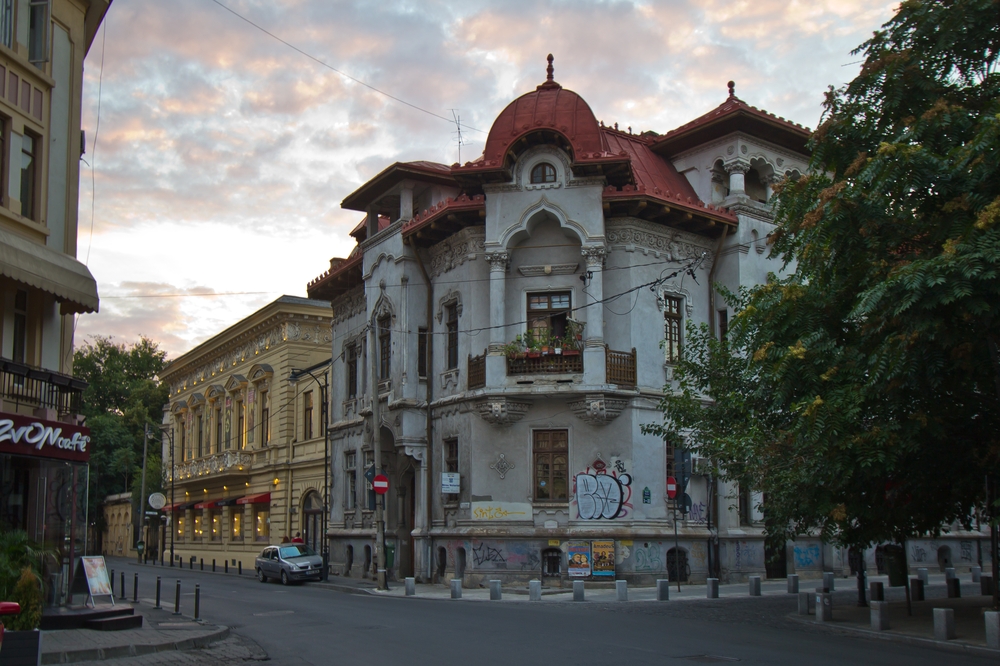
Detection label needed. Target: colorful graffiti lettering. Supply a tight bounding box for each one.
[574,460,633,520]
[472,506,527,520]
[687,501,707,524]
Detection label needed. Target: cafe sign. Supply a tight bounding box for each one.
[0,412,91,462]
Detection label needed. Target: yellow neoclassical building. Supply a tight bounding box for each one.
[158,296,332,572]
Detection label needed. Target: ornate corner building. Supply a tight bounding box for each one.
[0,1,110,606]
[308,63,815,586]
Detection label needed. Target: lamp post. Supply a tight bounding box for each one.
[157,425,175,567]
[289,360,331,582]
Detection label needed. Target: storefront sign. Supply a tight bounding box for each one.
[567,541,592,577]
[592,540,616,577]
[0,412,91,462]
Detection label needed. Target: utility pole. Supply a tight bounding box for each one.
[369,313,388,591]
[138,424,149,563]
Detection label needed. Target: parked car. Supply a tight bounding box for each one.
[256,544,324,585]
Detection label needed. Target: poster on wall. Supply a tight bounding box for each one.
[591,540,615,577]
[567,541,592,577]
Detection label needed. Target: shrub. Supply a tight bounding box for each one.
[6,568,42,630]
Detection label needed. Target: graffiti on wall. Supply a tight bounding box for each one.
[470,502,531,521]
[573,457,633,520]
[793,543,821,569]
[633,543,663,572]
[687,501,707,524]
[466,541,541,571]
[732,540,763,570]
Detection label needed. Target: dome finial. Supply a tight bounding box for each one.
[728,80,736,98]
[546,54,554,82]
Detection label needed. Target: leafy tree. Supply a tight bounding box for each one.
[74,336,169,550]
[646,0,1000,564]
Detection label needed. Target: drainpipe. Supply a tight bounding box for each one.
[707,225,729,338]
[409,239,435,583]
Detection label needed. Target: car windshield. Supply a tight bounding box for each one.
[279,545,317,558]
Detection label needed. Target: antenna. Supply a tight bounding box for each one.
[451,109,465,164]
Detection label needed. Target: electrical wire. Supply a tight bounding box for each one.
[208,0,483,134]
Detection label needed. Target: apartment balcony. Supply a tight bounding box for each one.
[605,347,637,387]
[467,345,637,390]
[0,357,86,417]
[167,450,252,483]
[506,351,584,376]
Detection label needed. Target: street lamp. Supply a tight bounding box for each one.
[289,360,331,582]
[156,425,176,567]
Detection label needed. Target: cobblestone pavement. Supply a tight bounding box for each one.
[64,633,268,666]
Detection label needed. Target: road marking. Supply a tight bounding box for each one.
[253,610,295,617]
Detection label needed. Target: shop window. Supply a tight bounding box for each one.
[444,438,458,474]
[12,289,27,364]
[528,292,570,344]
[347,344,359,397]
[345,451,357,510]
[303,390,314,440]
[533,430,568,501]
[255,508,269,541]
[530,162,556,184]
[663,295,683,362]
[210,512,220,541]
[231,511,241,540]
[417,329,428,378]
[176,516,185,541]
[20,132,38,220]
[378,315,391,380]
[194,515,203,540]
[446,304,458,369]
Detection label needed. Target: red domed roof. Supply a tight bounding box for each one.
[480,55,608,167]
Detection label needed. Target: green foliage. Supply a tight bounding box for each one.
[0,531,44,601]
[647,0,1000,549]
[74,336,170,545]
[6,569,42,630]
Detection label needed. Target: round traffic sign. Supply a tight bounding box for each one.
[148,492,167,510]
[666,476,678,499]
[373,474,389,495]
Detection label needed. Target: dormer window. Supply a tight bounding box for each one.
[530,163,556,184]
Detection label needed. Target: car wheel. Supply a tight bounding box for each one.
[280,569,289,586]
[257,568,267,583]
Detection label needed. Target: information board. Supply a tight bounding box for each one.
[441,473,460,494]
[74,556,114,608]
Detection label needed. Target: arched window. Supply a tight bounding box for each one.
[530,163,556,184]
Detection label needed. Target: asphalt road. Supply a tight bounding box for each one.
[106,559,996,666]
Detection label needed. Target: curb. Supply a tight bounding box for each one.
[788,613,1000,659]
[41,625,231,664]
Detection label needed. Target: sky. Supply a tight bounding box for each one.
[74,0,899,361]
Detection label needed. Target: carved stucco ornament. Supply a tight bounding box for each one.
[569,393,629,425]
[476,398,531,426]
[490,453,514,480]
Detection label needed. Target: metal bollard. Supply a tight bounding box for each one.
[189,557,193,570]
[656,579,670,601]
[748,575,761,596]
[706,578,719,599]
[200,558,204,571]
[405,577,415,596]
[133,573,139,603]
[529,580,541,601]
[986,611,1000,649]
[787,574,799,594]
[871,600,889,631]
[173,580,181,616]
[212,559,216,573]
[573,580,585,602]
[933,608,956,640]
[154,576,162,609]
[815,592,833,622]
[450,579,462,599]
[947,578,961,598]
[911,577,925,601]
[917,567,929,584]
[869,581,884,602]
[120,571,126,600]
[822,572,835,592]
[798,590,814,615]
[973,566,982,583]
[194,584,201,621]
[489,580,502,601]
[616,580,627,602]
[982,574,995,597]
[945,567,956,581]
[225,560,229,574]
[238,561,242,576]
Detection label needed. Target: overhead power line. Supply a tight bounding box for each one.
[209,0,484,134]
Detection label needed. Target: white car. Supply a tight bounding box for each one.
[255,544,323,585]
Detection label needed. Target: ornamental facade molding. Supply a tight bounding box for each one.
[569,393,629,425]
[429,226,486,278]
[476,398,531,426]
[332,286,366,325]
[605,218,714,269]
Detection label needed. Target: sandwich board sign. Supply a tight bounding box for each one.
[73,556,114,608]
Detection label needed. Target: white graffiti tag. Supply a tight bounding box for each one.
[576,473,631,520]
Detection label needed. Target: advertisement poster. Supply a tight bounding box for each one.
[72,556,114,607]
[567,541,592,577]
[591,540,616,577]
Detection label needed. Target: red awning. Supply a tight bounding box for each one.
[164,501,198,512]
[237,492,271,505]
[193,500,218,510]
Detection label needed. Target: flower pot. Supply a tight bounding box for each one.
[0,629,41,666]
[527,352,541,359]
[554,348,562,355]
[563,350,580,356]
[541,346,550,354]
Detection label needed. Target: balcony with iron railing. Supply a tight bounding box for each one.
[167,450,253,483]
[0,357,87,417]
[466,345,637,389]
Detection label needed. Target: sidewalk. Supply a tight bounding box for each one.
[41,604,229,665]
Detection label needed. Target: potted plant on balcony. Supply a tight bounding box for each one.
[553,336,563,355]
[502,338,524,360]
[563,320,584,356]
[525,330,541,358]
[539,330,551,355]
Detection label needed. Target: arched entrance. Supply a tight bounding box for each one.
[302,491,323,553]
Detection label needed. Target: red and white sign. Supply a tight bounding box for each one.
[0,412,91,462]
[372,474,389,495]
[666,476,678,499]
